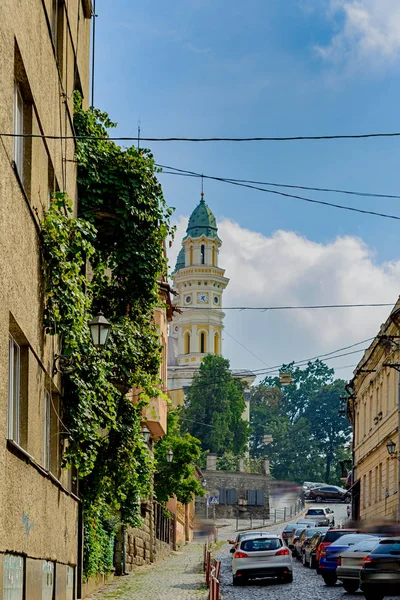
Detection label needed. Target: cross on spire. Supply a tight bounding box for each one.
[201,174,204,201]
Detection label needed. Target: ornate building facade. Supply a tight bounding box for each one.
[168,195,229,406]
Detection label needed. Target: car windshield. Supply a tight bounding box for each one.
[331,534,374,547]
[283,525,298,532]
[323,530,355,543]
[348,539,381,553]
[371,540,400,555]
[306,528,329,537]
[306,509,325,515]
[241,538,282,552]
[294,528,305,536]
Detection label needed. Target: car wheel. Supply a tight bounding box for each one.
[345,494,351,503]
[310,556,316,569]
[315,495,323,503]
[283,573,293,584]
[343,580,359,593]
[296,552,301,561]
[232,576,242,586]
[362,589,384,600]
[322,574,337,586]
[302,553,308,567]
[331,519,335,526]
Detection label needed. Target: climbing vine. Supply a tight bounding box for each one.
[40,95,174,577]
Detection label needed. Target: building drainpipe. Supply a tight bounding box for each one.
[77,502,83,599]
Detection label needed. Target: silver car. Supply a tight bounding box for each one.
[303,507,335,526]
[336,537,382,594]
[232,534,293,586]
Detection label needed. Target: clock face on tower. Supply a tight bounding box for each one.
[197,292,209,304]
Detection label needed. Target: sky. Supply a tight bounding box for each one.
[95,0,400,381]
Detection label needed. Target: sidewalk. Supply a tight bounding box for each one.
[84,543,208,600]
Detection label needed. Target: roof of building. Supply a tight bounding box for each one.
[184,196,219,240]
[174,247,185,273]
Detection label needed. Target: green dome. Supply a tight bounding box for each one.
[184,197,218,239]
[174,247,185,273]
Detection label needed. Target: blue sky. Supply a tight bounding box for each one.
[94,0,400,377]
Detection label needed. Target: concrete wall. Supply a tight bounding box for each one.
[0,1,91,598]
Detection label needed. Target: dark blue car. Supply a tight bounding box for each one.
[319,534,379,586]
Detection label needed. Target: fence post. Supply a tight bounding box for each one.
[274,509,277,523]
[236,508,239,531]
[205,550,211,585]
[250,514,253,529]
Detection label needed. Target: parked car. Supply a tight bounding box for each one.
[295,519,319,528]
[301,527,328,567]
[308,485,351,503]
[295,528,315,560]
[282,523,300,546]
[303,531,327,568]
[336,537,382,593]
[360,537,400,600]
[228,531,271,553]
[319,533,379,586]
[232,534,293,585]
[303,482,326,499]
[316,529,357,568]
[288,528,307,554]
[304,507,335,526]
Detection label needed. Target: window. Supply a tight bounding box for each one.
[368,471,372,507]
[241,538,281,551]
[8,335,21,444]
[212,246,215,266]
[200,244,205,264]
[247,490,265,506]
[378,462,382,502]
[66,565,74,600]
[44,391,51,470]
[214,332,219,355]
[42,561,54,600]
[13,85,24,178]
[386,458,390,497]
[219,488,236,505]
[3,554,24,600]
[387,372,391,412]
[189,246,193,265]
[51,0,64,69]
[184,332,191,355]
[374,466,378,504]
[200,332,206,353]
[362,474,366,509]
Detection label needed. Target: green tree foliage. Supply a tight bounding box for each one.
[183,355,249,454]
[154,411,204,504]
[250,361,351,484]
[40,96,175,576]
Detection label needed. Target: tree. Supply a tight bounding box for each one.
[183,355,249,455]
[154,411,204,504]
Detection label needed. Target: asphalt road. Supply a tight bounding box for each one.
[216,503,398,600]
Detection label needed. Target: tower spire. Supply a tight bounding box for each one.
[201,175,204,202]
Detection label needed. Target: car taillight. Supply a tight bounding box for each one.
[293,537,298,543]
[337,557,341,566]
[275,547,290,556]
[361,556,374,568]
[233,551,249,559]
[320,550,326,557]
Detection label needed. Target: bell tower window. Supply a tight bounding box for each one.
[214,332,219,355]
[184,332,191,354]
[212,247,215,266]
[189,246,193,266]
[200,332,206,354]
[201,244,205,265]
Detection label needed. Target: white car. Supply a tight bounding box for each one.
[232,533,293,586]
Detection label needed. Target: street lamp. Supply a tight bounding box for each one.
[89,311,111,348]
[141,426,151,444]
[166,449,174,464]
[386,440,398,458]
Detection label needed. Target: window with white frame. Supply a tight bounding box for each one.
[13,85,24,178]
[44,390,51,470]
[3,554,24,600]
[8,335,21,444]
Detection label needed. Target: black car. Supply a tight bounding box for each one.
[360,537,400,600]
[308,485,351,503]
[282,523,299,546]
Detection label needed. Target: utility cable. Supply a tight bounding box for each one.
[158,163,400,201]
[176,303,394,311]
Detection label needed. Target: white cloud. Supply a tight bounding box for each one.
[316,0,400,70]
[169,216,400,381]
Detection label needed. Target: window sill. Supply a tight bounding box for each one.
[7,439,80,502]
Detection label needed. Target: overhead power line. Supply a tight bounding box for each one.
[158,164,400,200]
[159,166,400,221]
[3,131,400,142]
[176,303,394,311]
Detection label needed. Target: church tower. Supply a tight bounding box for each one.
[168,194,229,405]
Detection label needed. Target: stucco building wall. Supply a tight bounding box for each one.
[0,1,91,598]
[350,301,400,523]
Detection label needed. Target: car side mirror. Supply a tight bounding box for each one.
[227,540,234,544]
[230,548,235,554]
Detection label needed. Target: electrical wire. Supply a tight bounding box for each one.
[176,303,394,311]
[3,132,400,142]
[158,164,400,201]
[224,328,273,368]
[160,168,400,221]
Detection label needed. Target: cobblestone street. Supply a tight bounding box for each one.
[84,542,207,600]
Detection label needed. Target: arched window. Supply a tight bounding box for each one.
[200,332,206,353]
[212,247,215,266]
[214,332,219,355]
[200,244,205,265]
[184,332,191,354]
[189,246,193,266]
